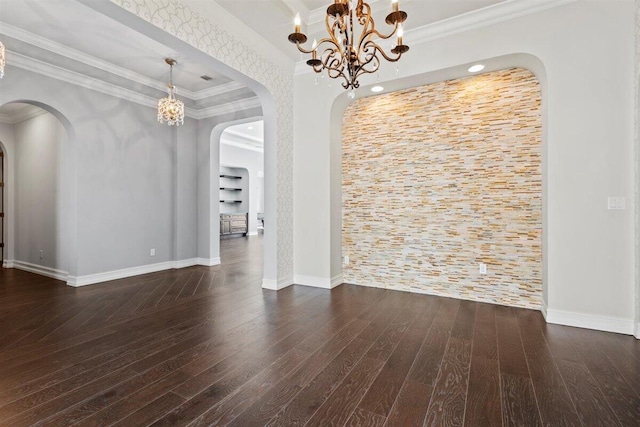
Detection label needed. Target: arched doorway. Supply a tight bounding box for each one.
[209,116,266,279]
[0,101,76,281]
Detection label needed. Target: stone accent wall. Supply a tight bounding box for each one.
[342,68,542,309]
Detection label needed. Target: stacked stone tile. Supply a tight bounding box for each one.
[342,68,542,309]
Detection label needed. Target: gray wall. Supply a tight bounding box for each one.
[0,122,15,263]
[0,66,199,278]
[14,112,66,271]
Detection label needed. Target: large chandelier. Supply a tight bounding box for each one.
[288,0,409,95]
[157,58,184,126]
[0,41,5,79]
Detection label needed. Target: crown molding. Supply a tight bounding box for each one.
[221,138,264,153]
[189,81,246,100]
[296,0,577,76]
[9,51,160,108]
[0,105,48,124]
[189,97,262,120]
[0,21,167,92]
[0,21,247,102]
[281,0,310,21]
[225,128,263,144]
[7,51,260,120]
[406,0,578,47]
[221,130,264,153]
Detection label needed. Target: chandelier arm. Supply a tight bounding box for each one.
[367,24,399,41]
[322,53,349,87]
[364,41,403,62]
[295,37,338,54]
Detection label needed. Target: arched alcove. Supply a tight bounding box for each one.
[329,53,549,311]
[0,100,77,280]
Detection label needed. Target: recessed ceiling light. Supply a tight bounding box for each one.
[247,126,253,130]
[371,85,384,93]
[468,64,485,73]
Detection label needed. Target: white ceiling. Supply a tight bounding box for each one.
[216,0,507,61]
[0,0,259,115]
[0,0,511,116]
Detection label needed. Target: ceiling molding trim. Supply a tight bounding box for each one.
[8,51,260,120]
[281,0,310,21]
[224,128,263,143]
[189,81,246,100]
[296,0,577,76]
[0,21,248,101]
[406,0,578,47]
[0,21,167,93]
[9,50,160,109]
[221,138,264,153]
[12,106,49,124]
[221,132,264,152]
[190,97,263,120]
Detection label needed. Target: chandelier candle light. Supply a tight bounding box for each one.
[288,0,409,97]
[157,58,184,126]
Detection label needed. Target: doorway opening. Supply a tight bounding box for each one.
[0,102,72,280]
[217,119,265,271]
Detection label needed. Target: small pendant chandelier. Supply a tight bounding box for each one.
[157,58,184,126]
[288,0,409,96]
[0,40,5,79]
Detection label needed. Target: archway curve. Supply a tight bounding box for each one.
[328,52,549,310]
[79,0,287,289]
[208,115,265,268]
[0,100,78,280]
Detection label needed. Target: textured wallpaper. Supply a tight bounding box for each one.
[342,68,542,309]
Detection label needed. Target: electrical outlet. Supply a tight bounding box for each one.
[39,250,44,260]
[150,248,156,257]
[607,197,626,210]
[479,263,487,275]
[344,255,350,265]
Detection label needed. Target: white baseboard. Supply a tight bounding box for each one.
[174,258,198,269]
[10,260,69,281]
[3,259,14,268]
[540,300,548,320]
[197,257,221,267]
[331,274,344,288]
[247,232,258,236]
[262,276,293,291]
[635,322,640,340]
[66,258,218,287]
[544,307,635,336]
[293,274,343,289]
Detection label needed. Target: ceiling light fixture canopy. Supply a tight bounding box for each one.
[0,41,5,79]
[157,58,184,126]
[288,0,409,96]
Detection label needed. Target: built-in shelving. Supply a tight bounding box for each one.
[220,200,242,203]
[220,187,242,191]
[220,174,242,179]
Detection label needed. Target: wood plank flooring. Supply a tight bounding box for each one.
[0,236,638,426]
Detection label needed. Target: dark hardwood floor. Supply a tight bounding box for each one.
[0,236,638,426]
